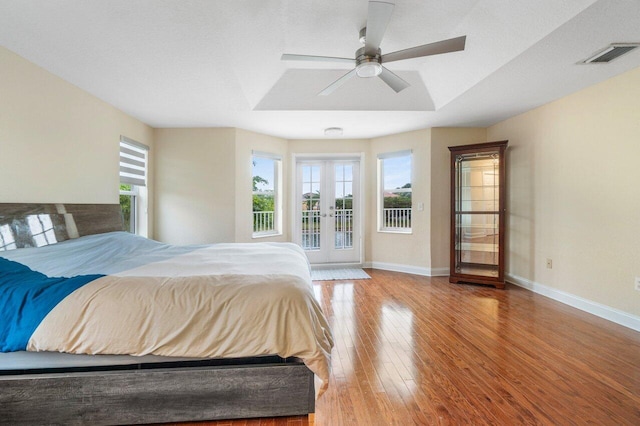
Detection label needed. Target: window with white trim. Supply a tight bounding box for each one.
[378,150,412,232]
[119,136,149,235]
[252,151,282,237]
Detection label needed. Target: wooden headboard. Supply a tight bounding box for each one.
[0,203,124,251]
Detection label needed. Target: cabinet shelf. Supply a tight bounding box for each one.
[449,141,508,288]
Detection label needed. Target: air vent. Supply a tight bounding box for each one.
[582,43,640,64]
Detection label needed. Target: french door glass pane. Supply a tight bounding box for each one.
[301,165,321,250]
[334,164,353,250]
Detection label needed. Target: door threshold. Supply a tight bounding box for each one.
[310,263,364,270]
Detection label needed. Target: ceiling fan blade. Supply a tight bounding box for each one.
[318,69,357,96]
[281,54,356,65]
[364,1,395,55]
[381,35,466,63]
[378,66,410,93]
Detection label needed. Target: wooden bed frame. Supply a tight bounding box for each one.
[0,357,314,424]
[0,203,316,425]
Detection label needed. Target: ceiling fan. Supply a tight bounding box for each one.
[281,1,466,96]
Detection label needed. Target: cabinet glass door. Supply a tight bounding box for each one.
[454,153,501,278]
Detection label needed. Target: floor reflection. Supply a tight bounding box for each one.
[376,303,416,399]
[313,273,515,424]
[328,283,355,382]
[315,279,418,403]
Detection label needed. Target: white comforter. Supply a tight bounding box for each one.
[1,232,333,387]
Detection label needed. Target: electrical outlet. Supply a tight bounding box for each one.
[546,258,553,269]
[635,277,640,291]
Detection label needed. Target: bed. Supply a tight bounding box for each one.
[0,203,333,425]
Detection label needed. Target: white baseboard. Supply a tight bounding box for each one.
[429,267,450,277]
[507,273,640,332]
[364,262,448,277]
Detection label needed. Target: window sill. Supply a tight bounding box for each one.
[378,228,413,235]
[252,231,282,239]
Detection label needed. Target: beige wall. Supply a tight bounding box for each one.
[153,128,236,244]
[369,130,432,269]
[6,42,637,320]
[0,46,154,232]
[488,66,640,317]
[429,128,488,272]
[154,127,290,245]
[234,128,288,242]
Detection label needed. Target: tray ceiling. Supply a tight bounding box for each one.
[0,0,639,138]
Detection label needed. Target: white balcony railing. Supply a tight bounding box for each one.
[334,209,353,249]
[301,210,321,249]
[253,211,275,233]
[383,207,411,229]
[300,209,355,250]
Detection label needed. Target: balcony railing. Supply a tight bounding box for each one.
[301,210,321,249]
[253,211,275,233]
[383,207,411,229]
[334,209,353,249]
[300,209,355,250]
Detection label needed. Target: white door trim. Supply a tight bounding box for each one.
[291,152,365,265]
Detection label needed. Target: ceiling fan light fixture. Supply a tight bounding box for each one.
[281,3,467,96]
[356,61,382,78]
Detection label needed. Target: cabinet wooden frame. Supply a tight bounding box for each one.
[448,141,508,288]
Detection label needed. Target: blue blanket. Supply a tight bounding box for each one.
[0,257,103,352]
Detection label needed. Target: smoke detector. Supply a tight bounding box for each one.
[324,127,343,137]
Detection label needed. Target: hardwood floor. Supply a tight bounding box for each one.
[169,269,640,425]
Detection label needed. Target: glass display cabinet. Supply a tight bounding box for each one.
[449,141,508,288]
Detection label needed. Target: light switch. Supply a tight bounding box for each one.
[417,202,424,211]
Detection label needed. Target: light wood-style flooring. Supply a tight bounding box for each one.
[171,269,640,425]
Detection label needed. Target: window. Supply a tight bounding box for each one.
[119,183,137,233]
[252,151,282,237]
[378,150,412,232]
[119,136,149,235]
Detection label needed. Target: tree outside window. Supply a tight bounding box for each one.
[252,154,280,235]
[119,183,136,233]
[379,152,412,231]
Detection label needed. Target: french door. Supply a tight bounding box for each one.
[295,159,361,264]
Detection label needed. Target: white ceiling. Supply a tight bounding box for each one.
[0,0,639,139]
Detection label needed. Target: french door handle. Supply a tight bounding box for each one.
[321,214,327,217]
[329,214,334,217]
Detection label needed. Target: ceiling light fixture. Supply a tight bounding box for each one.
[355,47,383,78]
[324,127,343,137]
[356,61,383,78]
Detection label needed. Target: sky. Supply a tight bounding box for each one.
[254,155,412,192]
[253,156,275,191]
[383,155,412,189]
